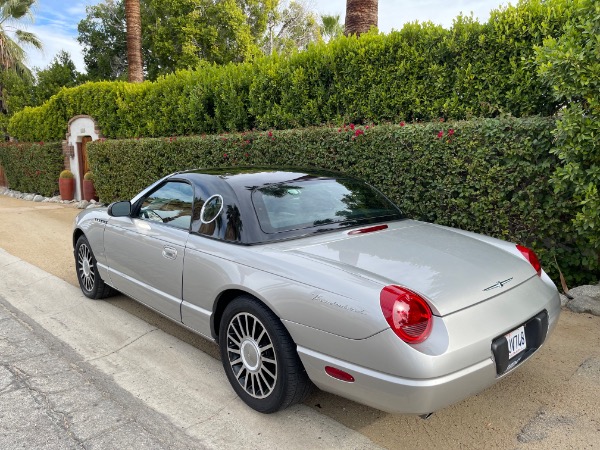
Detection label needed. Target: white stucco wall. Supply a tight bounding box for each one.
[67,117,99,201]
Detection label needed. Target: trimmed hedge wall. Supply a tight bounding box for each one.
[0,142,64,196]
[87,116,598,286]
[8,0,578,142]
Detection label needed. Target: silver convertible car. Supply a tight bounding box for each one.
[73,167,561,415]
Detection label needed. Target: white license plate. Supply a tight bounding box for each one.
[505,325,527,359]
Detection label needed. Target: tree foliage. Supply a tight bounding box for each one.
[0,51,81,133]
[536,0,600,258]
[0,0,42,77]
[263,0,320,55]
[78,0,280,80]
[33,51,81,105]
[320,14,343,43]
[77,0,332,80]
[77,0,128,81]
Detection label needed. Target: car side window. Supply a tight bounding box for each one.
[137,181,194,230]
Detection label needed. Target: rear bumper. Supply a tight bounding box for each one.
[295,289,561,415]
[298,346,498,415]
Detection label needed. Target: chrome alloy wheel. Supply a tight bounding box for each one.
[77,242,95,292]
[225,312,278,399]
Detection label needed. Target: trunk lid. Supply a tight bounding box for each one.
[285,221,535,316]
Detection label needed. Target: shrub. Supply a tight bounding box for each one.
[536,0,600,266]
[87,116,597,286]
[0,142,64,196]
[8,0,577,142]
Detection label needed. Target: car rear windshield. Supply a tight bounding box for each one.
[251,177,403,234]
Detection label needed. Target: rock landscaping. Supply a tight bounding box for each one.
[564,285,600,317]
[0,186,103,210]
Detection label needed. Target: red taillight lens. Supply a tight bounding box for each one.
[380,285,432,344]
[516,245,542,276]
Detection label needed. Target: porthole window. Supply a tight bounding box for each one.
[200,194,223,224]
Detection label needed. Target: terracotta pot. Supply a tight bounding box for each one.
[58,177,75,201]
[83,179,98,201]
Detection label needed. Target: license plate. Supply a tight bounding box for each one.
[505,325,527,359]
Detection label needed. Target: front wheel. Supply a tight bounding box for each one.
[75,235,115,299]
[219,296,312,413]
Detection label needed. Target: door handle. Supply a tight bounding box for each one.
[162,246,177,260]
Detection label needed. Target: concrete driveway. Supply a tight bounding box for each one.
[1,195,599,449]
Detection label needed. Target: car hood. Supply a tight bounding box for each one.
[285,221,535,316]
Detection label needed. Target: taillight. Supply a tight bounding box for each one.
[516,245,542,276]
[380,285,432,344]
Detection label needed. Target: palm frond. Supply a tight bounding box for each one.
[15,29,41,49]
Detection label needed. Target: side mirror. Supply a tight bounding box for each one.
[107,201,131,217]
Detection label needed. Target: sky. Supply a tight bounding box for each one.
[25,0,509,73]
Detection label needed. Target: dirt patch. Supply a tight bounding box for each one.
[0,197,80,286]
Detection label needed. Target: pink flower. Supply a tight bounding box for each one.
[268,131,273,137]
[39,141,44,145]
[355,129,364,137]
[437,131,444,139]
[338,128,342,132]
[223,153,228,158]
[439,118,445,123]
[448,129,455,136]
[400,122,405,127]
[350,124,355,130]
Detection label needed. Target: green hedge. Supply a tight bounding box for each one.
[87,116,598,286]
[0,142,64,196]
[8,0,578,142]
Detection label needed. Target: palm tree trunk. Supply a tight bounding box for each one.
[344,0,378,36]
[125,0,144,83]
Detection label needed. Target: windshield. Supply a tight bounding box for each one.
[251,177,403,234]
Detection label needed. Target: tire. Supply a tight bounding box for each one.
[75,235,115,299]
[219,295,312,413]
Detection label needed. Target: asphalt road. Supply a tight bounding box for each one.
[0,195,599,449]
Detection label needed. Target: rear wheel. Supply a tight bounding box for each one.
[219,296,312,413]
[75,235,115,299]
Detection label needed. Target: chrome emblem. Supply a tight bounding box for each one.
[484,277,514,291]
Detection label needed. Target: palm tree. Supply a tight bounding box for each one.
[125,0,143,82]
[320,14,343,42]
[0,0,42,76]
[344,0,378,36]
[0,0,41,117]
